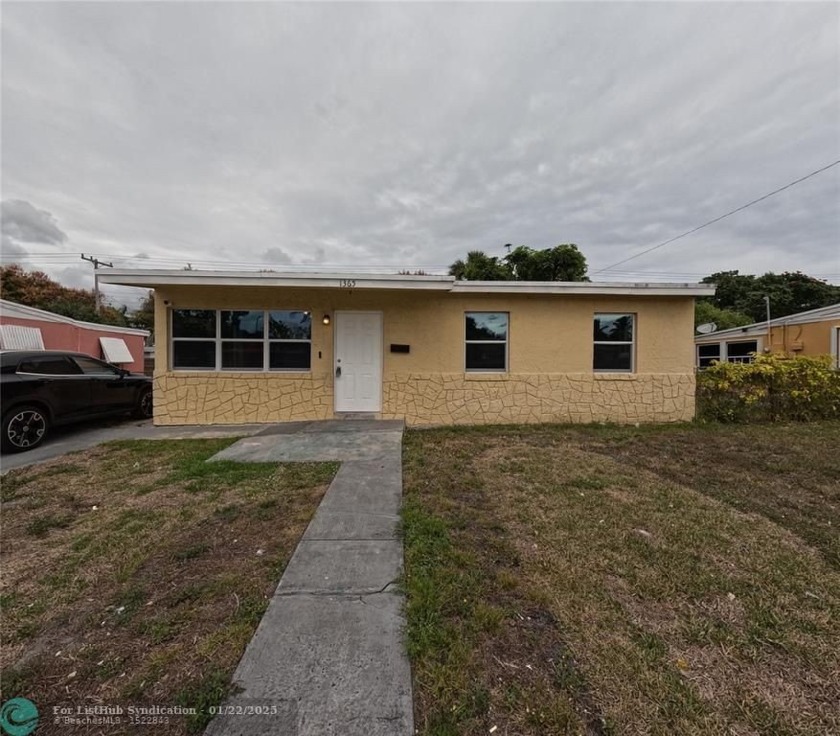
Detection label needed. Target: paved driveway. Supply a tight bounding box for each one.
[0,419,265,472]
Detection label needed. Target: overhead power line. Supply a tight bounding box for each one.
[80,253,113,313]
[593,158,840,275]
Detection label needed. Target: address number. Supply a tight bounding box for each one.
[339,279,356,288]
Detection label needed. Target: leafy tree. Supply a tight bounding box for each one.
[701,270,840,322]
[694,300,753,330]
[0,264,128,326]
[449,251,511,281]
[449,244,589,281]
[129,291,155,336]
[505,244,588,281]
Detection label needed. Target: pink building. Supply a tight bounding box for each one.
[0,299,149,373]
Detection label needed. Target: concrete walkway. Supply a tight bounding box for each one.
[204,420,413,736]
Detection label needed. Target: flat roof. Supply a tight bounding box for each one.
[98,269,715,297]
[0,299,150,336]
[695,301,840,342]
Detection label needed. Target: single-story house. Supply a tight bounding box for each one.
[98,269,714,426]
[695,302,840,369]
[0,299,149,373]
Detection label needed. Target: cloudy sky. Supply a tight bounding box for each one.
[2,1,838,308]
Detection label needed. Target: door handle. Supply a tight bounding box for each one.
[335,366,341,378]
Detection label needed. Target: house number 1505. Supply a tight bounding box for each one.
[339,279,356,288]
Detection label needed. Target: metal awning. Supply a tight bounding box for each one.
[99,337,134,364]
[0,325,45,350]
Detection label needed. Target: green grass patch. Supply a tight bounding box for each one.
[402,423,840,736]
[0,437,335,726]
[25,513,73,537]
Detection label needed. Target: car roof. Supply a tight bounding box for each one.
[0,350,92,366]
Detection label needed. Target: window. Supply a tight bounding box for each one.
[172,310,216,370]
[269,311,312,370]
[594,314,634,372]
[465,312,508,371]
[170,309,311,371]
[696,340,758,368]
[725,340,757,364]
[697,344,721,368]
[221,310,264,370]
[17,356,81,376]
[73,356,121,375]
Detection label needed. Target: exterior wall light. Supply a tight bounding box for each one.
[322,314,331,326]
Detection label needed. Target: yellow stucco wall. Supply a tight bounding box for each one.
[152,286,697,426]
[768,320,838,357]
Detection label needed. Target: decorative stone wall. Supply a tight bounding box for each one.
[152,373,332,425]
[152,371,695,426]
[382,373,696,426]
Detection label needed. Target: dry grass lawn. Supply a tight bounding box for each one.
[0,439,336,735]
[402,422,840,736]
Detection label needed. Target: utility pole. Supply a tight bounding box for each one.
[81,254,113,313]
[764,295,771,351]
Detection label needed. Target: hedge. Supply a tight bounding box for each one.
[696,354,840,423]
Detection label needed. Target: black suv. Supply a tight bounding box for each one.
[1,350,153,453]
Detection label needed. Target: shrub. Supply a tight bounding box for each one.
[697,354,840,423]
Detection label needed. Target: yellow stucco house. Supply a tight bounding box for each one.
[100,270,714,426]
[695,302,840,368]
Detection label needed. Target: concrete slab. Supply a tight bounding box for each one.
[254,419,404,436]
[204,593,412,736]
[316,460,403,516]
[278,540,402,594]
[0,419,265,472]
[208,430,403,463]
[253,421,314,436]
[300,419,405,433]
[204,420,413,736]
[304,509,400,541]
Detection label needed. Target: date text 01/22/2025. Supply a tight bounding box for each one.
[209,705,283,716]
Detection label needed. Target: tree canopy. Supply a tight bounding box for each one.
[449,244,589,282]
[128,291,155,333]
[694,301,753,330]
[0,264,129,326]
[700,270,840,323]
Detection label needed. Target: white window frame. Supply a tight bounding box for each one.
[593,313,635,373]
[170,309,312,372]
[696,343,722,369]
[831,326,840,369]
[464,311,509,373]
[220,310,264,372]
[723,339,759,364]
[170,310,217,371]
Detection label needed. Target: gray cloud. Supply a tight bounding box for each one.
[1,233,28,258]
[1,199,67,245]
[260,247,293,266]
[1,2,838,287]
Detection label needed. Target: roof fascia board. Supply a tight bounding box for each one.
[99,270,714,296]
[99,270,455,290]
[0,299,150,337]
[451,281,716,296]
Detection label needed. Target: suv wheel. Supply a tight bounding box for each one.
[2,405,49,453]
[134,388,154,419]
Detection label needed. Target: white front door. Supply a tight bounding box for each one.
[334,311,383,412]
